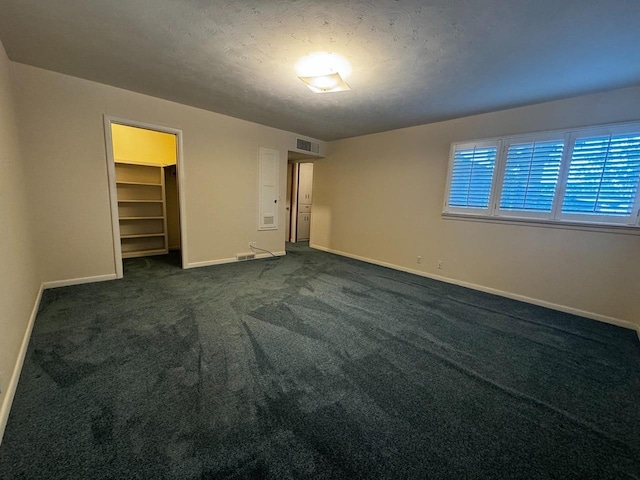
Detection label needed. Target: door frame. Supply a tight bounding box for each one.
[290,162,300,242]
[285,163,293,241]
[103,115,188,278]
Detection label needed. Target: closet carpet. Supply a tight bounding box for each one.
[1,244,639,479]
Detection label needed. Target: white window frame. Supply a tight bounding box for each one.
[556,123,640,226]
[443,121,640,230]
[495,132,569,221]
[443,139,502,216]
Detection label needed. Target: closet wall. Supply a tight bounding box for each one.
[111,124,176,165]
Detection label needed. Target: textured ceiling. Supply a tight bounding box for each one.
[1,0,640,141]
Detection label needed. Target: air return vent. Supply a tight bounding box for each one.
[296,138,320,154]
[236,253,256,261]
[262,215,274,226]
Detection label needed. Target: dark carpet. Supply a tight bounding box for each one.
[1,244,639,479]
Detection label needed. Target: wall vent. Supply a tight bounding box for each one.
[236,253,256,261]
[296,138,320,154]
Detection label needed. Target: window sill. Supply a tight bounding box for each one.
[442,212,640,236]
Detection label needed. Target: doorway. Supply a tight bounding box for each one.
[287,160,314,243]
[104,116,188,278]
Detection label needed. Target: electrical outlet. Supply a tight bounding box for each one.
[417,256,422,264]
[437,260,444,270]
[249,241,256,248]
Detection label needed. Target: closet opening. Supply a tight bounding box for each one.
[104,117,187,278]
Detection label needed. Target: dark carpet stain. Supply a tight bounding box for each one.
[91,405,114,445]
[32,348,98,388]
[241,321,274,375]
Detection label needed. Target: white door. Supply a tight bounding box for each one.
[259,148,279,230]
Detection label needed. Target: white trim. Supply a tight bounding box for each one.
[290,163,300,242]
[175,128,188,267]
[103,115,189,273]
[632,323,640,341]
[309,244,640,334]
[43,274,117,290]
[103,116,123,279]
[0,284,44,445]
[185,251,286,269]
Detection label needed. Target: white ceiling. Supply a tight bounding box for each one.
[1,0,639,141]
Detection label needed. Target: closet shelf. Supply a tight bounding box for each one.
[122,248,167,259]
[116,162,168,259]
[120,233,165,239]
[117,181,162,186]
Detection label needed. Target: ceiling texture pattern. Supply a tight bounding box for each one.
[1,0,639,140]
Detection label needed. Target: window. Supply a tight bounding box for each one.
[446,142,499,214]
[561,133,640,219]
[499,138,564,217]
[444,122,640,228]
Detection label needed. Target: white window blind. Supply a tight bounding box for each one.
[562,133,640,217]
[448,144,497,210]
[500,139,564,213]
[443,121,640,229]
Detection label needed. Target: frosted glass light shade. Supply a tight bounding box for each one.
[298,72,350,93]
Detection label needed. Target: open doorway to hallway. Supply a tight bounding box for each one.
[286,158,314,243]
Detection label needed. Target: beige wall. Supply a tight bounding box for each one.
[312,86,640,326]
[12,63,304,281]
[0,42,39,437]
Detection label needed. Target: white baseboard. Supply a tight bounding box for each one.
[185,251,286,270]
[0,283,44,445]
[310,243,640,335]
[43,273,117,289]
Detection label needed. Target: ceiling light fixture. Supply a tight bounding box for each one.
[295,52,351,93]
